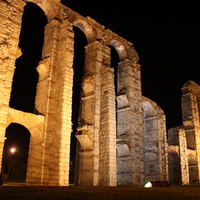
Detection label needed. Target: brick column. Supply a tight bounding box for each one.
[0,1,25,172]
[143,116,159,180]
[26,127,44,185]
[99,46,117,186]
[75,41,102,186]
[168,127,189,184]
[182,82,200,182]
[35,19,74,186]
[53,19,74,186]
[178,128,189,185]
[157,113,169,181]
[116,59,143,185]
[34,19,60,185]
[128,62,144,186]
[142,101,168,182]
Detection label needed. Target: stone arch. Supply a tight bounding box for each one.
[110,40,127,61]
[0,1,169,186]
[142,100,155,118]
[24,0,59,21]
[6,108,45,184]
[6,108,44,140]
[73,19,95,44]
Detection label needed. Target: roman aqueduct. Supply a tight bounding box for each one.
[0,0,200,186]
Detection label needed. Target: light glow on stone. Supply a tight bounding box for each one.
[144,181,152,188]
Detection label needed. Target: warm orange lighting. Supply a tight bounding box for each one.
[10,148,16,154]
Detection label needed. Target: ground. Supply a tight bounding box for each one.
[1,184,200,200]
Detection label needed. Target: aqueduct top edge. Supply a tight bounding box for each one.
[23,0,139,62]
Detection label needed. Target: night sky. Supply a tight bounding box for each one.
[3,1,200,164]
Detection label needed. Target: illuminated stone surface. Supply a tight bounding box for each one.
[0,0,169,186]
[168,81,200,184]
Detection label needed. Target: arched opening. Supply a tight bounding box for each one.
[70,26,87,183]
[110,44,121,138]
[142,101,155,118]
[2,123,30,183]
[110,45,120,157]
[73,20,95,44]
[110,40,127,61]
[9,2,47,113]
[110,45,120,95]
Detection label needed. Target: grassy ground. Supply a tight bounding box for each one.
[1,184,200,200]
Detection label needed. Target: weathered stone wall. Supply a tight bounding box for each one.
[168,81,200,184]
[6,108,45,185]
[116,58,144,186]
[0,0,169,186]
[0,0,25,173]
[181,81,200,183]
[168,127,189,184]
[76,41,103,186]
[99,45,116,186]
[142,97,168,182]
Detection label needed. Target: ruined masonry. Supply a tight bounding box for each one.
[0,0,169,186]
[168,81,200,184]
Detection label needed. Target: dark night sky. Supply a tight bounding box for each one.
[3,1,200,164]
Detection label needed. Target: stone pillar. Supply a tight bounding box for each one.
[35,18,74,186]
[127,61,143,184]
[157,113,169,181]
[178,128,189,185]
[0,1,25,172]
[99,46,117,186]
[75,41,102,186]
[142,101,168,182]
[116,88,131,184]
[168,127,189,184]
[143,116,159,180]
[34,19,59,186]
[168,128,181,183]
[195,126,200,183]
[116,59,143,185]
[52,19,74,186]
[26,130,44,185]
[182,82,200,182]
[0,136,6,168]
